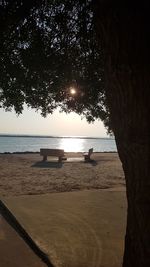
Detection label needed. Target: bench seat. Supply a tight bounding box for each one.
[40,148,65,162]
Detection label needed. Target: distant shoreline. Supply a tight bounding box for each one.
[0,134,114,140]
[0,151,117,155]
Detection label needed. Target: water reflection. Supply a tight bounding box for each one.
[59,138,85,152]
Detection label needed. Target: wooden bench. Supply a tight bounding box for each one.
[40,148,65,162]
[83,148,93,161]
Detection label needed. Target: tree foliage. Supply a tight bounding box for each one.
[0,0,110,129]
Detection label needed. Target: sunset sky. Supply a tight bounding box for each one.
[0,106,108,137]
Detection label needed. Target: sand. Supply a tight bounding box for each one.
[0,152,125,197]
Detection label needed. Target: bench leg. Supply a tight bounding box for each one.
[58,156,62,162]
[43,155,47,161]
[84,155,90,161]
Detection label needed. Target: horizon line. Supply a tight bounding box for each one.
[0,133,113,139]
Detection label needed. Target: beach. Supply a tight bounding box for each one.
[0,152,125,197]
[0,152,127,267]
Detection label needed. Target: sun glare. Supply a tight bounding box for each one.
[70,87,76,95]
[59,137,85,152]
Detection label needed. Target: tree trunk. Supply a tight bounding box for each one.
[94,1,150,266]
[106,69,150,267]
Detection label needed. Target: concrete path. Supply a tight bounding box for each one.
[3,189,127,267]
[0,214,47,267]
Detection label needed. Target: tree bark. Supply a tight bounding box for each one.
[106,68,150,267]
[94,1,150,266]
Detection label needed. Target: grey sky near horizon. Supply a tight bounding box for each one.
[0,106,107,137]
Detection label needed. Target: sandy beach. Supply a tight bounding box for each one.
[0,152,125,197]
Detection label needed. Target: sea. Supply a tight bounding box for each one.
[0,135,117,153]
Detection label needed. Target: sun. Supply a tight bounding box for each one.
[70,87,76,95]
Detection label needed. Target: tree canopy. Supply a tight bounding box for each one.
[0,0,110,129]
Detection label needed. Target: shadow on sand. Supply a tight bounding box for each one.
[32,159,97,168]
[32,161,63,168]
[84,159,98,166]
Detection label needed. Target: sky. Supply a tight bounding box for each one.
[0,106,108,137]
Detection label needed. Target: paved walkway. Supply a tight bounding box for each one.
[3,189,127,267]
[0,214,47,267]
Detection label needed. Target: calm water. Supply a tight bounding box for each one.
[0,136,117,153]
